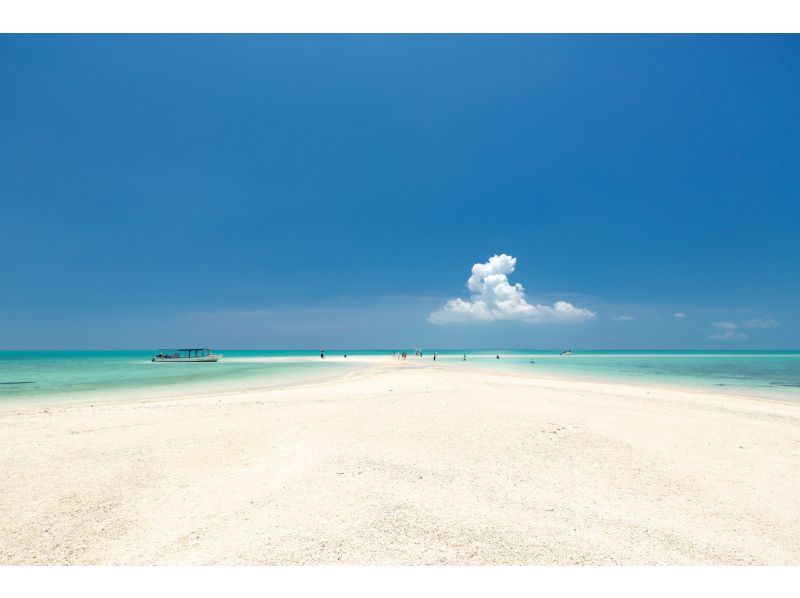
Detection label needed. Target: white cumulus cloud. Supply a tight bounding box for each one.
[429,254,595,324]
[613,315,635,321]
[743,317,779,329]
[673,312,686,318]
[707,321,749,340]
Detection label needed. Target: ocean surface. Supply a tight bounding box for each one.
[1,350,799,405]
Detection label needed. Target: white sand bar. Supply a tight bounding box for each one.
[1,361,799,565]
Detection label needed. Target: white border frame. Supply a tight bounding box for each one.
[0,0,799,33]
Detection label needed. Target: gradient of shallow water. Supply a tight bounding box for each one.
[0,351,360,405]
[429,350,800,401]
[1,350,798,405]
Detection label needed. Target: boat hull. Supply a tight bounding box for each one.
[152,355,221,363]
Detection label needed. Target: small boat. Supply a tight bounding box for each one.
[560,349,573,356]
[152,348,222,363]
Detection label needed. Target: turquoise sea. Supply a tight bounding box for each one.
[1,350,799,405]
[434,350,800,401]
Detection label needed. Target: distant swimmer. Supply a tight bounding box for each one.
[433,353,437,361]
[496,354,500,359]
[320,350,325,359]
[463,354,466,361]
[344,354,347,358]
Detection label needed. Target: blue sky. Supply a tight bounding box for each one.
[1,35,798,349]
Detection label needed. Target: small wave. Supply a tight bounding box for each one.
[0,381,36,385]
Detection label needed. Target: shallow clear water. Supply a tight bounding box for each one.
[428,350,800,401]
[1,350,799,405]
[0,350,361,405]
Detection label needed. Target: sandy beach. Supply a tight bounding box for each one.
[1,359,799,565]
